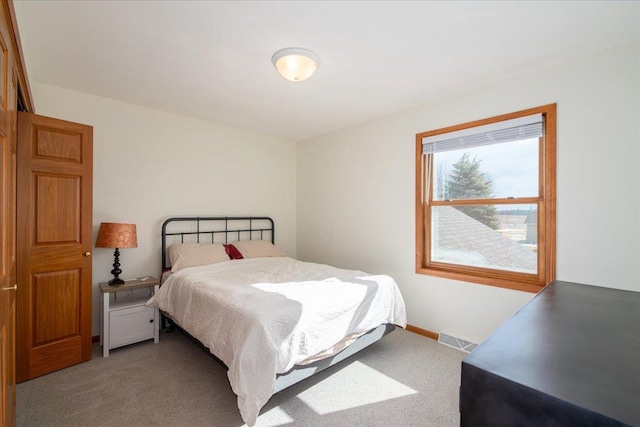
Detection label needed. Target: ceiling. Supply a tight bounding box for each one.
[14,1,640,141]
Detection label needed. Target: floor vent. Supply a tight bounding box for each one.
[438,333,478,353]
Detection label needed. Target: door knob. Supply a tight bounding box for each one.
[2,285,17,291]
[84,252,91,257]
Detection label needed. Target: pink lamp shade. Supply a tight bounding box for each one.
[95,223,137,285]
[95,223,137,249]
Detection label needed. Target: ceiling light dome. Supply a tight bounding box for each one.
[271,47,320,82]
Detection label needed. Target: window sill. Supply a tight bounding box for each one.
[416,266,546,293]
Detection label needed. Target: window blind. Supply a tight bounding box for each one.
[422,113,543,154]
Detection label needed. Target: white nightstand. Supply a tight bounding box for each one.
[99,276,160,357]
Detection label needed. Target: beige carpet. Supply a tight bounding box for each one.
[16,328,465,427]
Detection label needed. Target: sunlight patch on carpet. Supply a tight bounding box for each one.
[250,406,294,426]
[296,361,417,415]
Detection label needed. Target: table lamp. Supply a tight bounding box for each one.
[95,222,138,285]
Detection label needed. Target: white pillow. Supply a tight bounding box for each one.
[232,240,285,258]
[168,243,230,272]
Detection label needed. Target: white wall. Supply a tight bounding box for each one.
[32,83,297,336]
[31,42,639,344]
[297,42,640,344]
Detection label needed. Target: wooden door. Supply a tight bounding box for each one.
[0,71,16,427]
[0,1,20,424]
[16,113,93,382]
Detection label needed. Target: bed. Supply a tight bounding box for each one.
[148,216,407,426]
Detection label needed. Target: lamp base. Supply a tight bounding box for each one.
[108,277,125,286]
[108,247,125,285]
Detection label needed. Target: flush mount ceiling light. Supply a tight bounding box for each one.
[271,47,321,82]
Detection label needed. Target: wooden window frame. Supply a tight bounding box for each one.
[415,104,556,293]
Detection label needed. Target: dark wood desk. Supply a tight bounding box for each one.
[460,280,640,427]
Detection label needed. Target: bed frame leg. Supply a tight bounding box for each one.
[162,313,176,333]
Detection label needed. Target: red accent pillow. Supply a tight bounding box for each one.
[224,244,244,260]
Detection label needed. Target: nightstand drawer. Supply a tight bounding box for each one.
[109,303,156,349]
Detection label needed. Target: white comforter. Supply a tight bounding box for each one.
[148,257,407,426]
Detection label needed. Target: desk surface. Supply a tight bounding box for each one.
[463,280,640,426]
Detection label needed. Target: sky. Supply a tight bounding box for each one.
[434,137,539,210]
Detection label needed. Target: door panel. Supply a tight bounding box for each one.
[33,270,80,343]
[35,173,81,243]
[33,128,83,162]
[16,112,93,383]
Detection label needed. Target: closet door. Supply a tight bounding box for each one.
[16,113,93,382]
[0,1,19,424]
[0,69,16,427]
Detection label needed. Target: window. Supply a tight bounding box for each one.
[415,104,556,292]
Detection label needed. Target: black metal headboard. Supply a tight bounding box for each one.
[161,216,275,270]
